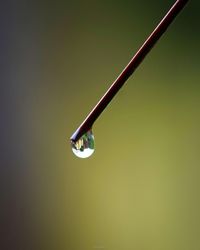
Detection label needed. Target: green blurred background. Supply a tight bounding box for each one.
[1,0,200,249]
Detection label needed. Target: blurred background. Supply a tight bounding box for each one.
[1,0,200,249]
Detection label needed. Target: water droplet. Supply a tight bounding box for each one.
[71,130,94,158]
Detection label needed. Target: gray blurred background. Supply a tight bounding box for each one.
[1,0,200,249]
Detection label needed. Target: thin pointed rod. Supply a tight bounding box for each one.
[71,0,189,142]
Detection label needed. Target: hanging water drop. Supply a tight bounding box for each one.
[71,130,94,158]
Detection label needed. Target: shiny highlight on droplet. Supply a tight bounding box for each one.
[71,130,94,158]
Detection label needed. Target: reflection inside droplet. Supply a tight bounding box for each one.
[71,130,94,158]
